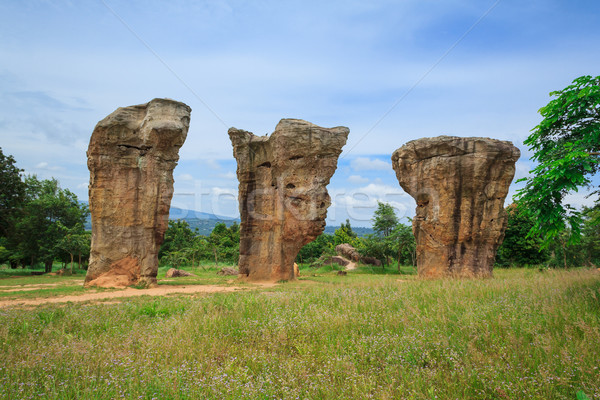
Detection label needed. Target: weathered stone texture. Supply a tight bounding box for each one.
[85,98,191,287]
[391,136,520,278]
[229,119,349,281]
[335,243,361,262]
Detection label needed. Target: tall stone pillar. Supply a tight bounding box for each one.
[85,98,191,287]
[229,119,349,281]
[392,136,520,278]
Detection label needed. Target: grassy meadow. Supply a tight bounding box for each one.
[0,265,599,399]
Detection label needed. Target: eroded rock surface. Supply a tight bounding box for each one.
[335,243,361,262]
[85,98,191,287]
[229,119,349,281]
[166,268,195,278]
[391,136,520,278]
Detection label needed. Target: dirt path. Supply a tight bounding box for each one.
[0,283,276,308]
[345,261,357,271]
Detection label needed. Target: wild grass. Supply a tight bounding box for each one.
[0,268,598,399]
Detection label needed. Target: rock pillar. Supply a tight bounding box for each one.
[229,119,348,281]
[391,136,520,278]
[85,98,191,287]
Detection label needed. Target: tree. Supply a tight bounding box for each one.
[159,220,199,258]
[14,176,89,272]
[333,219,358,246]
[297,233,335,263]
[496,204,548,267]
[516,75,600,246]
[208,222,240,265]
[57,224,90,272]
[372,201,399,237]
[0,148,26,242]
[580,207,600,267]
[358,234,390,269]
[389,221,416,270]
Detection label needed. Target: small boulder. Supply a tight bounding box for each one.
[321,256,350,267]
[337,271,347,276]
[361,256,382,267]
[165,268,194,278]
[217,267,239,276]
[335,243,361,262]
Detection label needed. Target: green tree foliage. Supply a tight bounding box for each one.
[545,207,600,269]
[159,220,199,258]
[14,176,89,272]
[389,222,416,268]
[297,233,335,263]
[516,75,600,246]
[358,234,390,268]
[208,222,240,265]
[333,219,358,246]
[496,205,549,267]
[580,207,600,267]
[359,202,401,267]
[372,201,399,237]
[160,220,240,268]
[0,148,26,239]
[57,225,91,272]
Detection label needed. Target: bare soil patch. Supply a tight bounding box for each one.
[0,281,84,291]
[0,282,277,308]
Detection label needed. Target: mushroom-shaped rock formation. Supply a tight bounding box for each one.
[85,98,191,288]
[229,119,349,281]
[391,136,520,278]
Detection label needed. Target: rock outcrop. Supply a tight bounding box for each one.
[335,243,361,262]
[165,268,195,278]
[391,136,520,278]
[229,119,349,281]
[217,267,239,276]
[85,98,191,288]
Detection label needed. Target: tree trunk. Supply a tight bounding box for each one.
[78,253,82,270]
[44,260,53,273]
[213,247,218,267]
[70,253,74,274]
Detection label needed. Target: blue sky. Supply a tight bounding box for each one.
[1,0,599,227]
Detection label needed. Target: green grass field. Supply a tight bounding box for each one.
[0,266,598,399]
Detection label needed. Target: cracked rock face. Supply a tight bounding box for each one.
[85,98,191,287]
[392,136,520,278]
[229,119,349,281]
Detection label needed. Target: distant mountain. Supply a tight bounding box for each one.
[169,207,237,221]
[84,204,373,237]
[83,205,240,234]
[323,225,373,237]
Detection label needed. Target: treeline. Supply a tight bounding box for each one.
[0,149,89,271]
[2,147,599,272]
[159,220,240,267]
[497,204,600,268]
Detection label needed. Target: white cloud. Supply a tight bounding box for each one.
[177,173,195,181]
[351,157,392,171]
[206,159,221,170]
[514,161,533,181]
[563,191,599,209]
[34,161,63,171]
[219,171,236,180]
[329,183,413,224]
[211,187,237,197]
[347,175,369,184]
